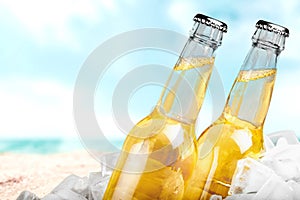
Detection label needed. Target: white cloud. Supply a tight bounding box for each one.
[0,78,75,138]
[1,0,299,140]
[168,1,197,32]
[0,0,117,48]
[0,76,132,140]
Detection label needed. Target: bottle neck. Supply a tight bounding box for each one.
[156,37,216,124]
[223,44,279,127]
[242,43,278,70]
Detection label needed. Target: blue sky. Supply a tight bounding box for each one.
[0,0,300,139]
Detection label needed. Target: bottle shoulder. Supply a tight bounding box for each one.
[197,114,263,159]
[129,109,194,137]
[122,109,196,153]
[119,110,197,174]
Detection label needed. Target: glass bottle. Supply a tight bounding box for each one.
[103,14,227,200]
[184,20,289,199]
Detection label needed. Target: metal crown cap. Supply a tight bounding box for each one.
[256,20,289,37]
[193,14,228,33]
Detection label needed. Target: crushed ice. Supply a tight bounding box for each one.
[227,130,300,200]
[16,131,300,200]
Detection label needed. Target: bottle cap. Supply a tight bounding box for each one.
[255,20,289,37]
[193,14,228,33]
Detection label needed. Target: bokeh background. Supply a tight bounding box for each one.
[1,0,299,152]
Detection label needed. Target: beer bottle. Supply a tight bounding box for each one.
[104,14,227,200]
[184,20,289,199]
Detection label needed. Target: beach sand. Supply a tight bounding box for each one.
[0,151,101,200]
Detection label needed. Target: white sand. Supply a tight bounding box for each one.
[0,151,101,200]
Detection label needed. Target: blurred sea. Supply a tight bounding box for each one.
[1,136,299,154]
[0,139,124,154]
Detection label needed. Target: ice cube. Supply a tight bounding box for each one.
[51,174,89,198]
[88,172,110,186]
[88,171,111,199]
[263,134,275,151]
[287,180,300,200]
[229,157,274,194]
[88,175,111,200]
[261,156,300,181]
[254,173,293,200]
[41,193,63,200]
[274,145,300,163]
[267,130,299,145]
[225,194,255,200]
[262,145,300,177]
[87,153,117,199]
[42,190,87,200]
[53,189,88,200]
[52,175,82,193]
[72,176,89,197]
[17,191,40,200]
[277,137,290,147]
[209,194,223,200]
[99,152,119,176]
